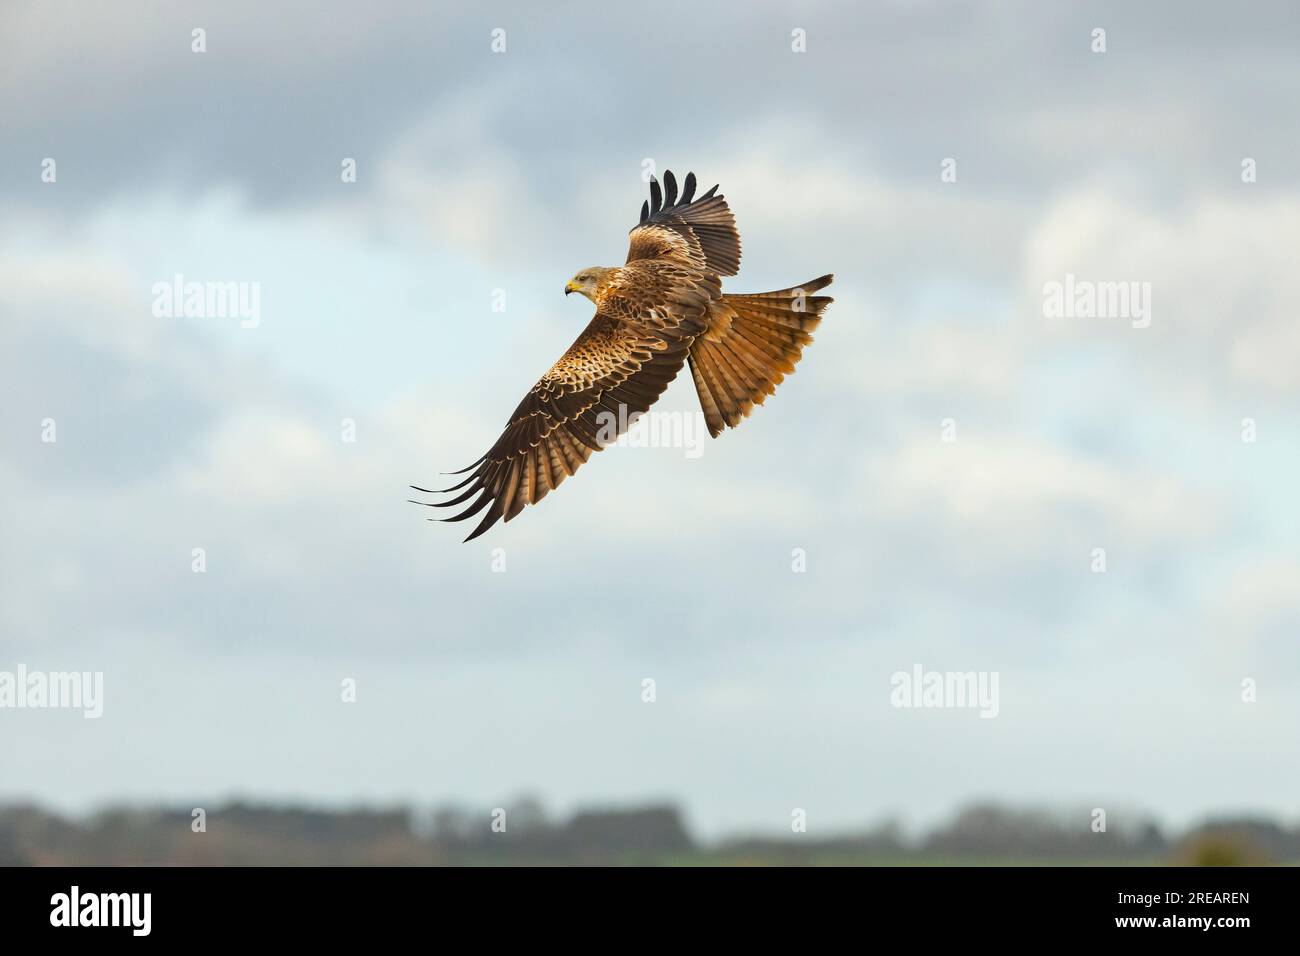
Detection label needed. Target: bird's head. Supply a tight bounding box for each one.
[564,267,613,303]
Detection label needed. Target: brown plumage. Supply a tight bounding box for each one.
[412,170,833,541]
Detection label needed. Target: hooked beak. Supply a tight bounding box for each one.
[564,280,576,296]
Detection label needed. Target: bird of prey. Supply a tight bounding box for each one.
[412,170,833,541]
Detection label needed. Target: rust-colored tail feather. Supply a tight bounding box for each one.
[688,274,833,438]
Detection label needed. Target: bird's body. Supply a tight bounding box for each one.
[413,171,833,541]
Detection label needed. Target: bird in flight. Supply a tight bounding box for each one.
[412,170,833,541]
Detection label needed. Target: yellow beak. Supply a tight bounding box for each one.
[564,280,577,296]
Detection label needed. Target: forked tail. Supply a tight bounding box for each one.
[688,274,833,438]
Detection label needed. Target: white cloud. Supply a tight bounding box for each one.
[1023,190,1300,397]
[860,431,1221,558]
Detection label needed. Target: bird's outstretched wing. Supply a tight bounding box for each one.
[414,171,733,542]
[412,311,696,542]
[626,170,742,277]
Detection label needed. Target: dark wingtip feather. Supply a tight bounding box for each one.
[701,184,719,199]
[663,170,678,206]
[429,483,483,508]
[649,177,662,214]
[441,488,492,524]
[410,466,480,494]
[639,200,648,223]
[681,172,697,204]
[463,501,504,542]
[442,454,486,476]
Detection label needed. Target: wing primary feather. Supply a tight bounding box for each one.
[498,458,522,519]
[681,172,696,204]
[442,454,486,476]
[506,453,530,521]
[664,170,678,206]
[441,489,492,523]
[639,200,648,223]
[463,496,505,542]
[427,480,485,508]
[701,184,719,199]
[410,469,478,494]
[649,177,662,214]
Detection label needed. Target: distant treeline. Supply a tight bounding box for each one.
[0,800,1293,866]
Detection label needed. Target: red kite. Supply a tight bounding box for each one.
[413,170,833,541]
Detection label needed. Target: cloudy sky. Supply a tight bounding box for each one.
[2,0,1298,838]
